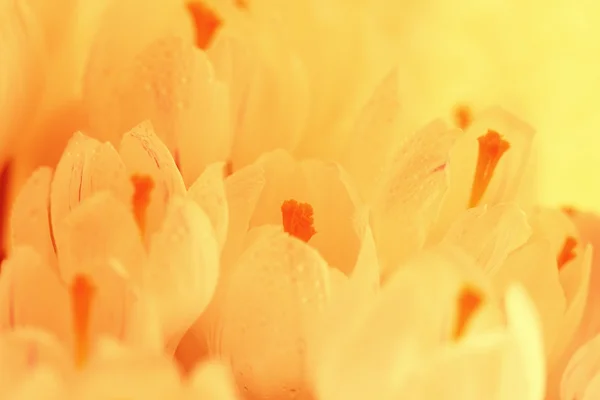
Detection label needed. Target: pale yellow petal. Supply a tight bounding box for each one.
[0,247,71,346]
[53,193,145,284]
[221,162,266,269]
[560,333,600,400]
[314,248,495,400]
[7,366,64,400]
[371,120,457,278]
[50,132,102,226]
[83,0,194,143]
[500,284,546,400]
[211,35,309,170]
[74,342,182,400]
[10,167,55,263]
[122,294,163,354]
[0,329,69,393]
[187,162,229,249]
[187,361,240,400]
[442,204,532,275]
[217,228,330,399]
[339,69,403,202]
[119,121,186,236]
[146,196,219,346]
[495,239,566,357]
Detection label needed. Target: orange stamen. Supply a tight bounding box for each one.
[468,130,510,208]
[131,174,155,235]
[453,104,473,130]
[70,275,96,368]
[186,2,222,49]
[562,206,578,217]
[453,286,484,340]
[0,160,12,266]
[281,199,316,242]
[557,236,578,270]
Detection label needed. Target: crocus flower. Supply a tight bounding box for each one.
[4,122,222,352]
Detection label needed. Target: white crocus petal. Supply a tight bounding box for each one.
[554,245,592,364]
[74,340,183,400]
[339,69,403,202]
[50,132,132,227]
[119,121,186,236]
[495,239,566,357]
[122,294,163,354]
[146,196,219,349]
[0,247,71,345]
[187,162,229,249]
[220,162,266,270]
[49,132,102,226]
[83,0,194,144]
[442,204,532,275]
[223,37,310,170]
[7,366,64,400]
[314,249,477,400]
[371,120,457,279]
[308,225,380,378]
[0,0,45,158]
[10,167,55,263]
[560,333,600,400]
[216,228,331,399]
[186,361,240,400]
[500,284,546,400]
[53,193,145,284]
[0,329,69,397]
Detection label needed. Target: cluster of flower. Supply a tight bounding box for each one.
[1,0,599,399]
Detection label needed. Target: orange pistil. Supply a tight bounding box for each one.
[453,286,484,340]
[131,174,155,235]
[186,2,222,49]
[0,160,12,267]
[70,275,96,368]
[468,130,510,208]
[453,104,473,130]
[281,199,317,242]
[557,236,578,270]
[562,206,579,217]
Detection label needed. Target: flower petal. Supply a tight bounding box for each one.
[0,247,71,344]
[495,239,566,356]
[221,162,266,269]
[10,167,55,263]
[83,0,194,144]
[187,361,240,400]
[119,122,186,236]
[187,162,229,249]
[50,132,102,227]
[560,333,600,400]
[0,329,69,394]
[442,204,532,275]
[53,192,145,284]
[313,249,493,400]
[371,120,457,278]
[339,69,403,202]
[146,196,220,346]
[216,228,330,399]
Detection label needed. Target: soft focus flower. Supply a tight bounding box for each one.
[5,0,600,399]
[6,122,222,351]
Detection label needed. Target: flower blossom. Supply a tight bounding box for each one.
[3,1,600,400]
